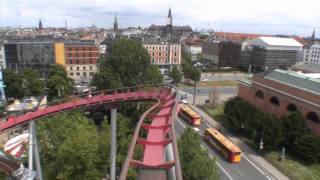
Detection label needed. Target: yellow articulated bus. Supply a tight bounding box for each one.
[204,128,242,163]
[179,104,201,126]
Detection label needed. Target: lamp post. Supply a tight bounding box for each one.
[259,138,264,155]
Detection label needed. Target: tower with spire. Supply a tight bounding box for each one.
[166,8,173,34]
[114,14,119,33]
[311,29,316,40]
[38,18,43,32]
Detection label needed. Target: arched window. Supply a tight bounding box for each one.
[307,112,319,123]
[255,90,264,99]
[287,103,297,112]
[270,96,280,106]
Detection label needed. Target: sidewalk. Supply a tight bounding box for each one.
[179,90,289,180]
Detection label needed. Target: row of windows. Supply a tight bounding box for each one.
[255,90,320,123]
[66,47,96,51]
[151,58,178,64]
[306,54,320,58]
[306,51,320,55]
[67,59,96,64]
[151,52,178,57]
[145,46,180,50]
[69,66,94,71]
[69,72,94,77]
[305,59,320,63]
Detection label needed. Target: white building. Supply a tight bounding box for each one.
[183,38,204,61]
[0,42,6,69]
[303,42,320,65]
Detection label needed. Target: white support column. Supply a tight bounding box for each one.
[110,108,117,180]
[28,121,34,171]
[33,122,43,180]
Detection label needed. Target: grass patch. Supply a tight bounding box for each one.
[264,151,320,180]
[199,104,230,127]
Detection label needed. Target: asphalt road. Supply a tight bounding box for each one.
[179,87,237,96]
[175,116,272,180]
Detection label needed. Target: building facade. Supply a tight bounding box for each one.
[0,42,6,69]
[202,39,241,68]
[4,40,56,76]
[143,43,181,75]
[64,41,99,84]
[183,38,204,61]
[240,37,303,71]
[238,69,320,135]
[302,42,320,65]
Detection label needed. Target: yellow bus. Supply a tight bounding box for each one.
[204,128,242,163]
[179,104,201,126]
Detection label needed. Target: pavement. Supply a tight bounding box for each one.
[176,89,289,180]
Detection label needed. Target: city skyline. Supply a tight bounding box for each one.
[1,0,320,36]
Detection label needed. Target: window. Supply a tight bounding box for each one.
[90,66,92,70]
[69,47,72,51]
[89,47,92,51]
[70,67,73,70]
[255,90,264,99]
[159,52,161,56]
[69,73,74,76]
[83,66,86,70]
[307,112,319,123]
[89,59,92,64]
[152,52,155,56]
[89,72,94,76]
[76,48,78,51]
[76,59,79,64]
[270,96,279,106]
[83,72,87,77]
[83,54,86,57]
[89,54,92,57]
[76,72,80,76]
[174,52,177,56]
[69,53,72,57]
[76,53,78,57]
[153,46,155,50]
[82,48,85,51]
[76,66,79,70]
[287,103,297,112]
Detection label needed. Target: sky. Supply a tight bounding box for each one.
[1,0,320,36]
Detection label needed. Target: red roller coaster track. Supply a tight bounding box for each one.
[0,84,182,180]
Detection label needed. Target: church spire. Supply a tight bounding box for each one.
[166,8,172,26]
[114,14,119,32]
[38,18,43,32]
[311,29,316,40]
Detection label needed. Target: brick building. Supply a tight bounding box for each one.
[64,41,99,83]
[238,69,320,135]
[143,43,181,75]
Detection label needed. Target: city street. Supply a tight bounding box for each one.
[175,116,273,180]
[176,90,289,180]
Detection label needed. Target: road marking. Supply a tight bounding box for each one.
[242,154,273,180]
[216,161,234,180]
[235,169,244,176]
[200,145,206,150]
[177,118,186,128]
[208,154,214,159]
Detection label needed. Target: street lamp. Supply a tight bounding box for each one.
[259,138,264,155]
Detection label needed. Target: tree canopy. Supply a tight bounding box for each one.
[46,64,74,100]
[3,68,44,98]
[92,38,162,90]
[178,128,219,180]
[169,65,182,85]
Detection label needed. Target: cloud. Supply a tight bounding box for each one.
[0,0,319,36]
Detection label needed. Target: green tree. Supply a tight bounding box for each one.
[22,68,44,96]
[169,65,181,85]
[92,38,162,90]
[178,128,219,180]
[3,69,24,98]
[47,64,74,100]
[281,112,307,148]
[294,134,320,163]
[36,111,107,179]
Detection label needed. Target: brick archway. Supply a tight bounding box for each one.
[287,103,298,112]
[270,96,280,106]
[255,90,264,99]
[307,112,320,123]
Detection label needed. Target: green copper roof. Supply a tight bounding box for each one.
[264,69,320,95]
